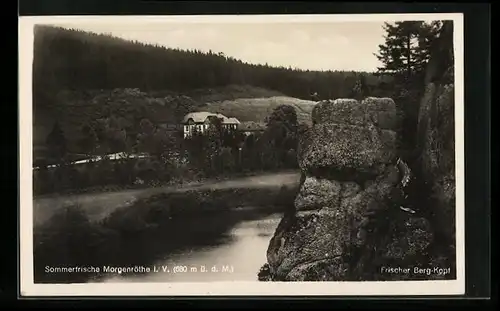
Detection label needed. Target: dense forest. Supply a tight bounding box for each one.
[33,25,393,110]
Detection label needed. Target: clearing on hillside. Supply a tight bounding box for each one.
[201,96,318,125]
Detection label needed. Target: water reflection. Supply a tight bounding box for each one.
[100,212,282,283]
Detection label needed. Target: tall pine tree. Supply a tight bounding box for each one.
[374,21,441,84]
[374,20,442,160]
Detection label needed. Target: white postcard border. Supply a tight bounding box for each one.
[18,13,465,297]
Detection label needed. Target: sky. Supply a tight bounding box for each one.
[56,21,387,72]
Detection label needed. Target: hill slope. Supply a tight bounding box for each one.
[33,86,310,156]
[184,85,286,103]
[32,25,393,159]
[201,96,317,124]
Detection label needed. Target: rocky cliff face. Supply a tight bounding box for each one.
[415,21,456,266]
[260,98,437,281]
[259,22,456,282]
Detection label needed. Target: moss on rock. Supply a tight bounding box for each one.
[298,123,397,175]
[311,97,399,130]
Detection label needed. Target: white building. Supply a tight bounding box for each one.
[182,112,240,138]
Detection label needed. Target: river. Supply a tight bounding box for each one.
[99,212,282,283]
[34,171,299,284]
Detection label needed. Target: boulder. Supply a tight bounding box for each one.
[298,123,397,176]
[418,84,456,242]
[266,164,411,281]
[266,207,435,281]
[350,212,435,281]
[294,165,400,213]
[416,21,456,252]
[312,99,365,126]
[383,216,434,261]
[363,97,399,130]
[266,210,351,280]
[311,97,399,130]
[294,177,342,211]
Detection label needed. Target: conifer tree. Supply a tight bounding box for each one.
[374,21,441,83]
[374,20,442,156]
[46,121,67,163]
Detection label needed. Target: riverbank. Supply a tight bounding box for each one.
[33,179,300,283]
[33,169,299,199]
[33,171,301,227]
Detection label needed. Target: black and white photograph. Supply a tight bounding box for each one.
[19,13,465,296]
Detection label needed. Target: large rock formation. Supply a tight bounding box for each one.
[311,97,399,131]
[260,97,435,281]
[415,21,456,266]
[259,22,456,282]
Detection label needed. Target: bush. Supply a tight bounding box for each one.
[34,205,118,283]
[258,263,272,281]
[33,167,54,195]
[220,147,236,174]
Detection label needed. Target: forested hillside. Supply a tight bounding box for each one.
[32,25,398,194]
[33,25,393,109]
[32,25,395,153]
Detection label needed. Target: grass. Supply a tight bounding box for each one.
[185,84,286,103]
[33,184,299,283]
[201,96,317,125]
[34,167,296,198]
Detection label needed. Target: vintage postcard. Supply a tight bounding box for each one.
[19,13,465,296]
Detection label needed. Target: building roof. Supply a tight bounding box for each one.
[226,117,241,125]
[182,112,240,124]
[183,112,215,123]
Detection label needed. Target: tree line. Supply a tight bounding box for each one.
[33,25,393,109]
